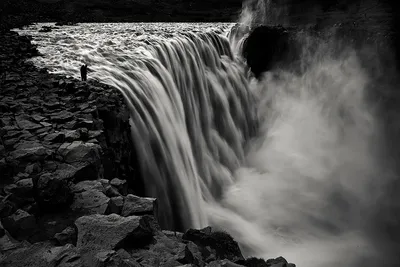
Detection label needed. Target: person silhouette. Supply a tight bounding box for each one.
[80,64,87,81]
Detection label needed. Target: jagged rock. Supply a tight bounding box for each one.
[75,214,141,252]
[1,209,36,239]
[121,194,157,217]
[104,185,121,197]
[0,228,21,253]
[51,163,97,182]
[10,141,52,161]
[44,101,62,110]
[43,132,65,143]
[182,228,244,263]
[183,241,204,266]
[16,116,42,130]
[76,120,94,129]
[89,130,103,139]
[13,178,33,196]
[106,196,124,215]
[266,257,295,267]
[70,180,109,215]
[0,198,16,218]
[58,141,101,164]
[110,178,128,195]
[0,221,5,237]
[0,242,82,267]
[40,121,52,127]
[71,188,110,215]
[64,130,81,142]
[241,257,268,267]
[53,226,77,246]
[24,162,41,174]
[50,110,74,123]
[34,172,73,212]
[31,114,46,122]
[129,230,185,266]
[72,180,104,193]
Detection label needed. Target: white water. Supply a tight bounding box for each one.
[16,15,397,267]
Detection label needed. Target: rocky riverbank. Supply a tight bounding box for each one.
[0,29,296,266]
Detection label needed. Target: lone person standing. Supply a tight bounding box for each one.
[80,64,87,81]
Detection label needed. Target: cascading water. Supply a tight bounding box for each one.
[16,1,400,265]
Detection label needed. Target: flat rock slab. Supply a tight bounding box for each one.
[58,141,102,165]
[75,214,141,251]
[121,194,157,217]
[10,141,52,161]
[71,189,110,215]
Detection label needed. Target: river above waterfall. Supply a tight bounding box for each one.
[15,23,234,79]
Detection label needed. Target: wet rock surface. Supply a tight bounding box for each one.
[0,29,296,266]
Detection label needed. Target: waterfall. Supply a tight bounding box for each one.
[88,31,258,231]
[85,24,397,266]
[16,3,399,264]
[96,27,395,266]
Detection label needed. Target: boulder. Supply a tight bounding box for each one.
[58,141,102,165]
[53,226,77,246]
[0,198,16,218]
[106,196,124,215]
[13,178,33,197]
[182,228,244,263]
[110,178,128,195]
[71,190,109,215]
[34,172,73,212]
[43,132,65,143]
[71,180,104,193]
[10,141,52,161]
[75,214,142,252]
[183,241,204,266]
[1,209,36,239]
[51,163,98,183]
[129,233,186,266]
[57,141,103,181]
[121,194,157,217]
[104,185,121,198]
[16,117,42,130]
[0,228,21,253]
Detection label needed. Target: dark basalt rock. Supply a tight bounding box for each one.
[34,172,73,213]
[182,227,244,263]
[242,26,290,79]
[1,209,36,240]
[53,226,77,246]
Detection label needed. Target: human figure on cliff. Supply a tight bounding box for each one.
[80,64,87,81]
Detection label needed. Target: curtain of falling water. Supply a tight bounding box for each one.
[90,32,258,230]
